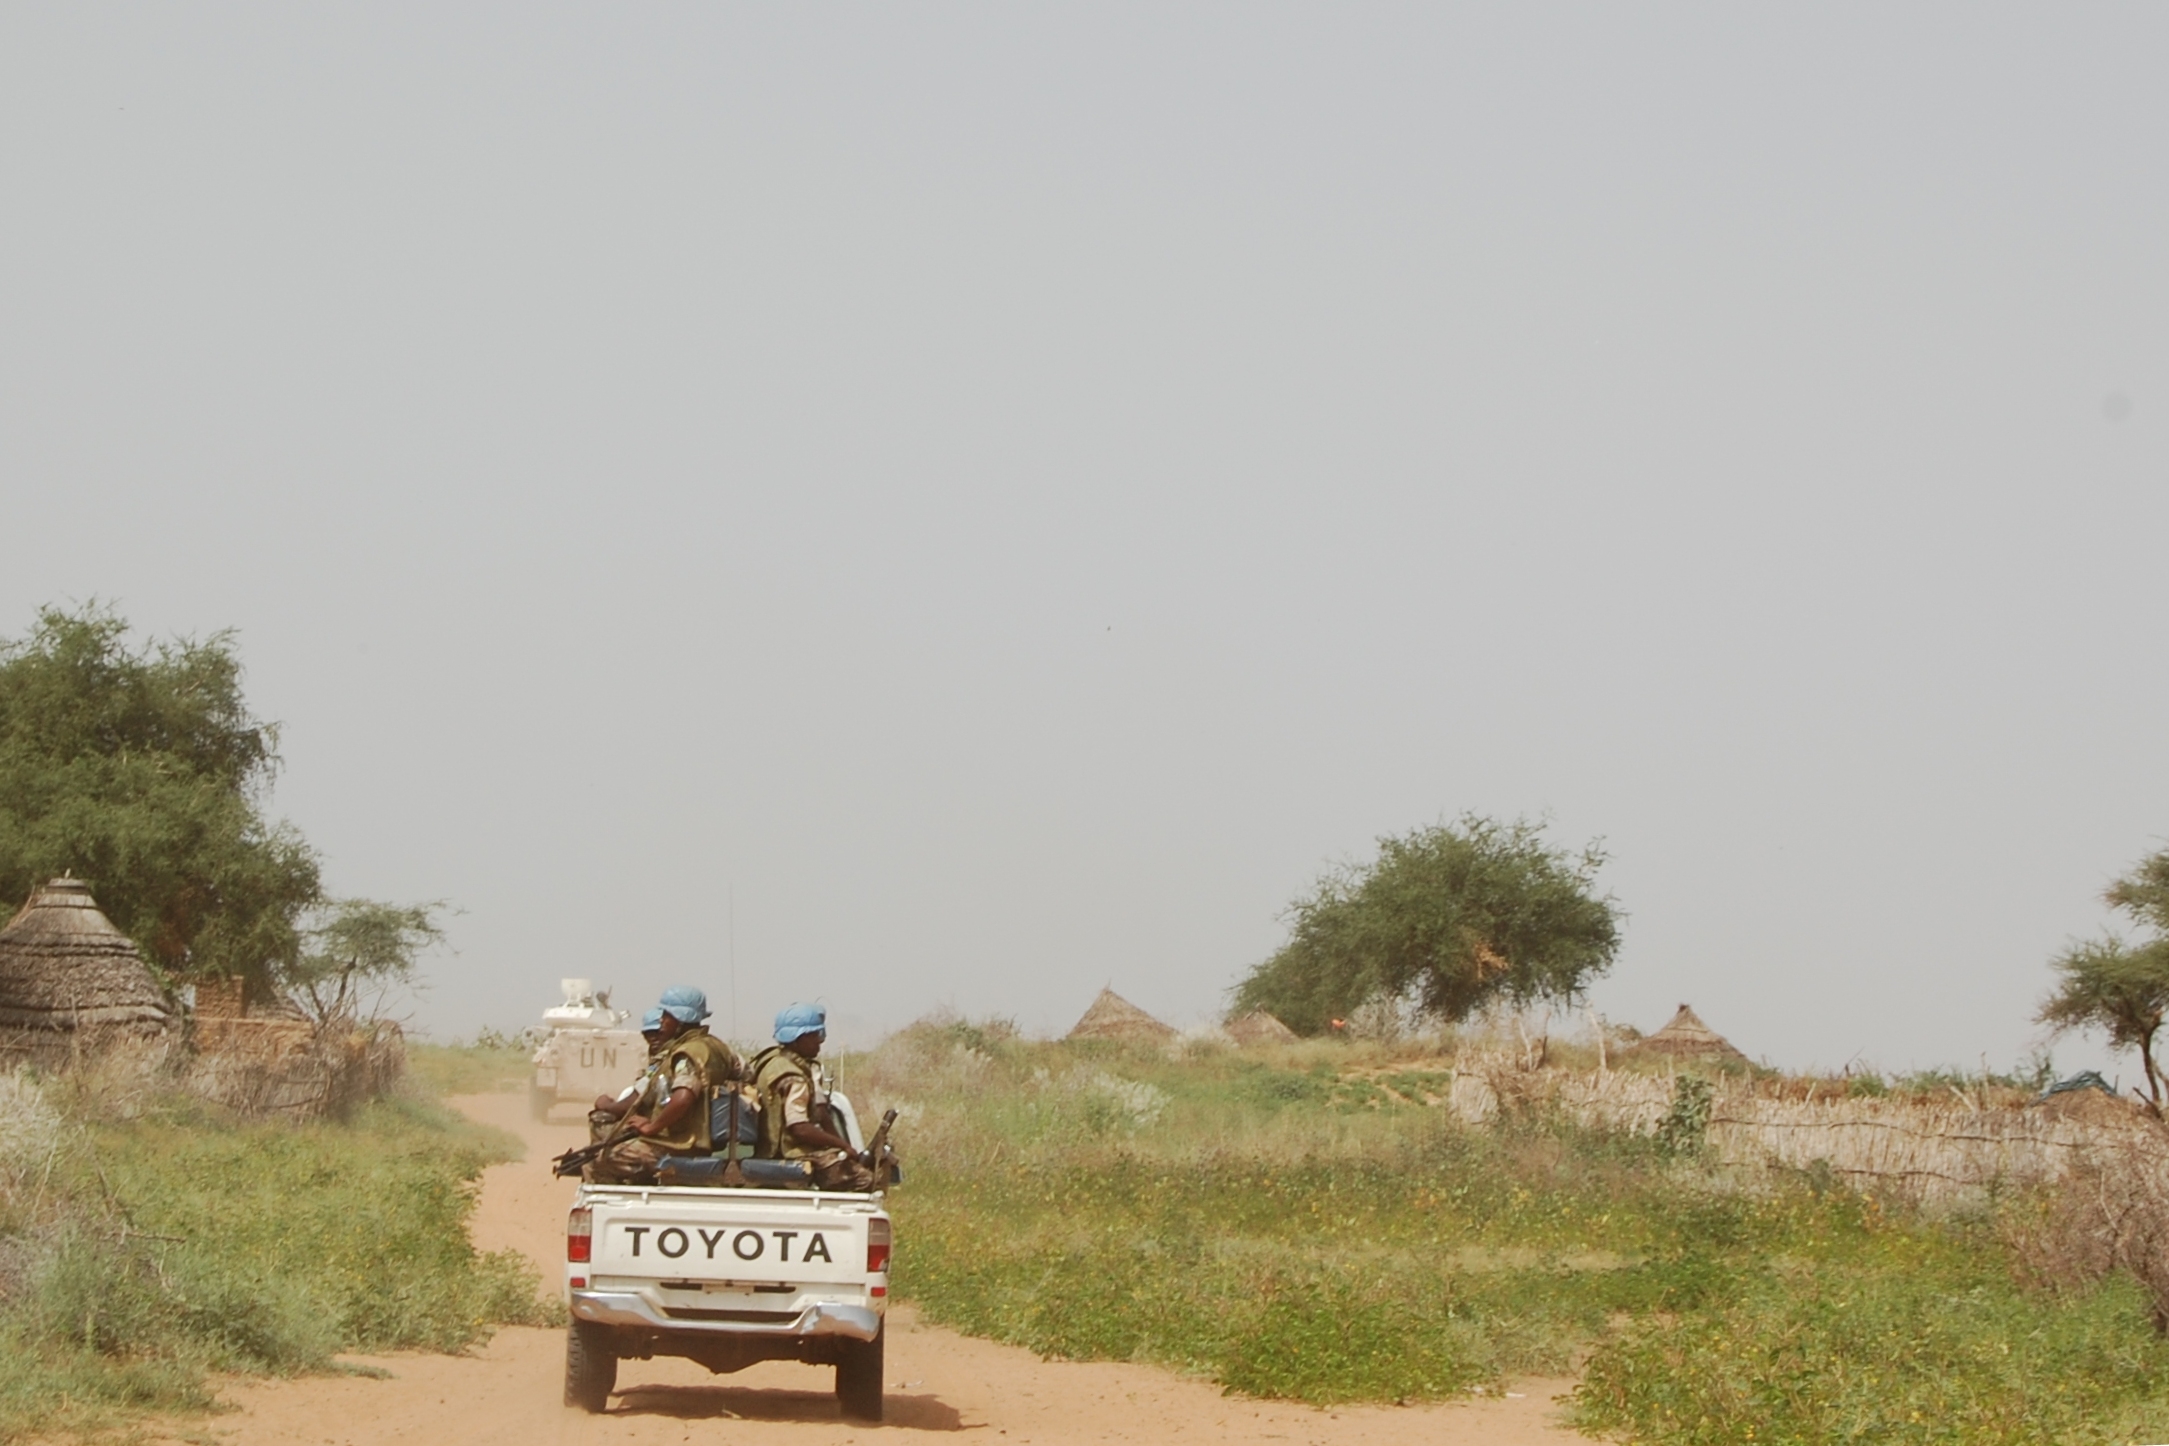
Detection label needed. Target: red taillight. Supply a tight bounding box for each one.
[568,1207,592,1264]
[866,1218,891,1274]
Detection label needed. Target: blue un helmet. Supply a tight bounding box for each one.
[640,1008,665,1034]
[773,1003,826,1044]
[658,987,711,1025]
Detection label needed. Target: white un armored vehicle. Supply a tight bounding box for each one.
[528,979,641,1121]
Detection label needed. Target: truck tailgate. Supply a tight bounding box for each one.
[586,1189,876,1284]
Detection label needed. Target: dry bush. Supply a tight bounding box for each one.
[37,1032,190,1123]
[0,1068,62,1180]
[2002,1124,2169,1330]
[0,1018,404,1130]
[1444,1057,1675,1133]
[842,1016,1012,1169]
[1343,993,1417,1041]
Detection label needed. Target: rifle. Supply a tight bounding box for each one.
[859,1107,901,1185]
[553,1109,641,1179]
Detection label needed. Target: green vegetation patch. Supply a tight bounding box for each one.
[1578,1229,2169,1444]
[858,1019,2169,1442]
[0,1079,548,1443]
[89,1096,548,1353]
[896,1146,1702,1403]
[407,1041,534,1098]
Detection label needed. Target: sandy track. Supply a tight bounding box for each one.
[193,1092,1597,1445]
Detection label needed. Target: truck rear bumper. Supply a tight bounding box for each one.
[571,1292,881,1342]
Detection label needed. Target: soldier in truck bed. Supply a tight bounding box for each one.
[587,1008,668,1140]
[585,987,742,1185]
[749,1003,876,1193]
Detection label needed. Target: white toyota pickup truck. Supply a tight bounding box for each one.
[563,1176,893,1418]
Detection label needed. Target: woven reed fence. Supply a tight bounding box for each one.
[185,1023,405,1120]
[0,1020,404,1122]
[1441,1062,2154,1204]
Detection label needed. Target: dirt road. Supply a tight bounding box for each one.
[195,1093,1599,1446]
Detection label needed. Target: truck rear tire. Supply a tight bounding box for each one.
[836,1322,884,1422]
[564,1320,617,1412]
[529,1081,555,1122]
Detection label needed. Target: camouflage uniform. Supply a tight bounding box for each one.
[750,1045,876,1192]
[584,1135,676,1185]
[584,1026,741,1185]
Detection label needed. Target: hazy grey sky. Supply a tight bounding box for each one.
[2,5,2162,1074]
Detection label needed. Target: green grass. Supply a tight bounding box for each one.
[405,1041,532,1097]
[851,1018,2169,1443]
[897,1143,1696,1402]
[1579,1247,2169,1444]
[86,1095,549,1354]
[0,1056,550,1443]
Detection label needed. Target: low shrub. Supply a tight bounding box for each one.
[2000,1129,2169,1333]
[89,1096,551,1353]
[0,1064,549,1442]
[1575,1237,2169,1443]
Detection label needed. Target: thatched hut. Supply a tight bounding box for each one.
[1631,1003,1747,1063]
[0,876,174,1058]
[1225,1008,1298,1045]
[1066,987,1176,1043]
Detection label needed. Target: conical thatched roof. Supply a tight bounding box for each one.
[1634,1003,1745,1061]
[1225,1009,1298,1045]
[0,877,174,1035]
[1066,987,1176,1042]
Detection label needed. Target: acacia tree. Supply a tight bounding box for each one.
[1231,815,1622,1036]
[289,899,450,1026]
[2040,848,2169,1115]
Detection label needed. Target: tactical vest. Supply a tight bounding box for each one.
[750,1045,820,1160]
[645,1027,741,1154]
